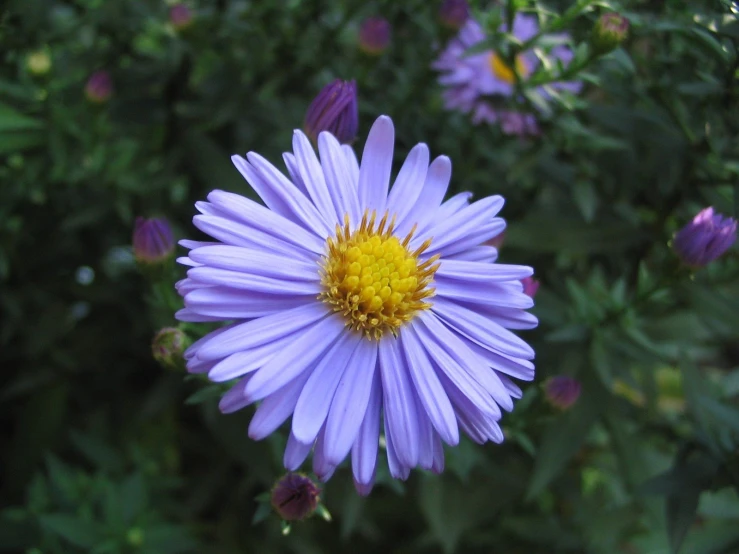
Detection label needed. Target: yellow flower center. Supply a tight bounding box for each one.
[489,53,528,84]
[319,210,440,340]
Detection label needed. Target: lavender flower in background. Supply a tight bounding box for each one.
[673,207,737,267]
[271,474,320,521]
[177,115,537,494]
[591,13,630,55]
[439,0,470,30]
[170,3,193,31]
[433,16,581,134]
[521,276,540,298]
[304,79,358,145]
[85,70,113,103]
[544,376,581,410]
[133,217,175,263]
[358,17,391,55]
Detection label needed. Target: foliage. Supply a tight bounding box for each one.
[1,0,738,553]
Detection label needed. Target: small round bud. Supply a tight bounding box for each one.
[438,0,470,30]
[673,207,736,268]
[544,376,581,410]
[85,71,113,103]
[133,217,175,264]
[591,13,630,55]
[27,50,52,76]
[170,3,193,31]
[271,473,320,521]
[358,17,391,55]
[304,79,358,145]
[521,276,540,298]
[152,327,188,369]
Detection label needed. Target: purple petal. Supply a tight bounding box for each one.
[351,369,382,492]
[358,116,394,214]
[248,368,314,439]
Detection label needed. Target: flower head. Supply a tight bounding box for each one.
[673,207,737,267]
[177,115,537,494]
[544,376,581,410]
[152,327,188,369]
[591,13,629,54]
[85,71,113,103]
[304,79,358,145]
[271,473,321,521]
[133,217,175,263]
[170,3,194,31]
[439,0,470,30]
[358,17,391,55]
[433,16,581,132]
[521,276,539,298]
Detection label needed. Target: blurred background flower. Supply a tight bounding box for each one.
[358,16,391,55]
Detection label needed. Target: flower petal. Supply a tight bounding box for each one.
[184,287,313,319]
[378,337,420,467]
[358,115,394,214]
[284,431,313,471]
[244,314,345,402]
[436,260,532,283]
[403,155,452,231]
[323,339,379,465]
[402,325,459,446]
[387,143,429,228]
[248,368,314,439]
[188,245,319,281]
[292,130,336,223]
[351,370,382,493]
[318,131,361,224]
[292,332,360,444]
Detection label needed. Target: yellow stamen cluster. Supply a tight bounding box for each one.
[489,53,528,84]
[319,210,440,340]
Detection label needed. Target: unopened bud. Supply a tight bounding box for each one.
[591,13,629,55]
[27,50,52,76]
[271,473,320,521]
[133,217,175,264]
[358,17,391,55]
[304,79,358,145]
[85,71,113,103]
[672,207,736,268]
[544,376,581,410]
[170,3,193,31]
[438,0,470,30]
[152,327,188,369]
[521,276,540,298]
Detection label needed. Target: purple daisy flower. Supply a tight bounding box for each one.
[433,16,581,132]
[177,116,537,494]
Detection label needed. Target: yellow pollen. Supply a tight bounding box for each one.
[489,53,528,84]
[319,210,440,340]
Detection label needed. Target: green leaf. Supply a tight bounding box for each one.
[0,101,44,132]
[184,384,224,405]
[39,514,100,548]
[526,377,607,498]
[667,491,700,554]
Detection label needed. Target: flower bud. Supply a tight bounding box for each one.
[358,17,391,55]
[170,3,193,31]
[673,207,737,268]
[27,50,52,76]
[271,473,320,521]
[304,79,358,145]
[438,0,470,30]
[133,217,175,264]
[486,230,506,250]
[521,276,540,298]
[591,13,629,55]
[544,376,581,410]
[152,327,188,369]
[85,71,113,103]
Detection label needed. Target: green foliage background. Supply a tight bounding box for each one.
[1,0,738,553]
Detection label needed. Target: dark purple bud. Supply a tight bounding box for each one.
[170,3,193,31]
[304,79,358,145]
[133,217,175,264]
[545,376,581,410]
[152,327,188,369]
[439,0,470,30]
[521,276,540,298]
[85,71,113,103]
[358,17,391,55]
[591,13,630,54]
[271,473,320,521]
[673,207,737,268]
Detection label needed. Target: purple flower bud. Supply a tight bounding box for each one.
[133,217,175,264]
[304,79,358,145]
[271,473,320,521]
[591,13,630,54]
[85,71,113,103]
[358,17,391,55]
[521,276,540,298]
[673,207,737,267]
[152,327,188,369]
[439,0,470,30]
[544,376,581,410]
[170,3,193,31]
